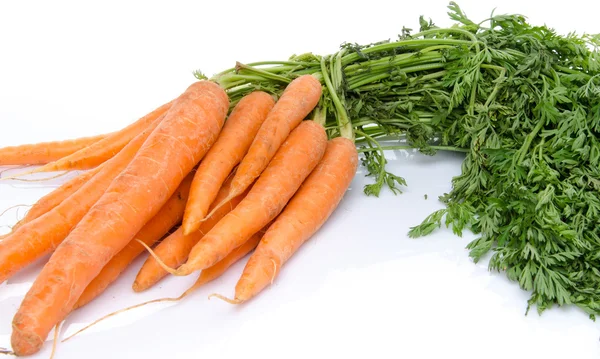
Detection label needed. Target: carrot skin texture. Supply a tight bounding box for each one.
[74,172,194,309]
[25,100,173,173]
[182,91,275,235]
[235,138,358,302]
[133,176,247,292]
[0,133,109,165]
[0,117,163,285]
[11,81,228,356]
[180,120,327,274]
[228,75,322,198]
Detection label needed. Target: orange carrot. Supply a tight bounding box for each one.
[147,120,327,276]
[11,80,229,356]
[3,166,104,238]
[182,91,274,235]
[62,230,266,343]
[133,175,248,292]
[74,172,194,309]
[5,100,173,179]
[0,133,110,166]
[22,167,102,224]
[0,115,164,285]
[213,137,358,304]
[210,75,322,213]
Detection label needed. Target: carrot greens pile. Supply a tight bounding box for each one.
[204,2,600,318]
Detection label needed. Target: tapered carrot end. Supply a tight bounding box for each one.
[181,223,197,237]
[135,239,192,276]
[208,293,243,305]
[131,281,145,293]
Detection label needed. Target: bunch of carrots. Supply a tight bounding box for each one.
[0,75,358,356]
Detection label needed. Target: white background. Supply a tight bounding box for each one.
[1,0,600,358]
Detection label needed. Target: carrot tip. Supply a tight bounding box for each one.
[208,293,243,305]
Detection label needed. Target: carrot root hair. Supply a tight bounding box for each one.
[0,204,31,219]
[0,171,71,182]
[63,275,207,342]
[62,295,182,343]
[0,347,15,355]
[49,321,63,359]
[135,239,192,276]
[207,293,243,305]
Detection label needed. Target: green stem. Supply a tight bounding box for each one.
[412,28,481,52]
[357,145,469,153]
[212,60,316,78]
[320,55,354,140]
[348,63,446,90]
[484,68,506,108]
[235,62,291,84]
[516,119,544,165]
[341,39,474,65]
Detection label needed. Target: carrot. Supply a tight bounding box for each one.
[208,75,321,215]
[0,115,164,285]
[62,229,266,343]
[133,175,249,292]
[3,100,173,179]
[4,166,104,237]
[146,120,327,276]
[11,80,229,356]
[73,172,194,309]
[211,137,358,304]
[182,91,274,235]
[0,133,110,166]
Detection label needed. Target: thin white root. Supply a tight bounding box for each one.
[208,293,243,305]
[49,321,63,359]
[135,239,190,276]
[0,171,71,182]
[0,347,15,355]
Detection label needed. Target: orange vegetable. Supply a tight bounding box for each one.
[210,75,321,215]
[62,230,266,343]
[0,115,163,284]
[11,80,229,356]
[1,166,102,238]
[0,133,109,166]
[6,100,173,178]
[74,172,194,309]
[133,175,248,292]
[145,120,327,276]
[182,91,274,235]
[214,137,358,304]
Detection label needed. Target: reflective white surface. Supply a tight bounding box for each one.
[1,0,600,358]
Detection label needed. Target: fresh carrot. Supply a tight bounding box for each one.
[22,167,102,224]
[212,137,358,304]
[0,133,110,166]
[145,120,327,276]
[4,166,104,238]
[208,75,321,215]
[133,175,248,292]
[73,172,194,309]
[182,91,274,235]
[11,80,229,356]
[0,115,164,285]
[62,229,266,343]
[4,100,173,179]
